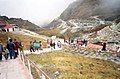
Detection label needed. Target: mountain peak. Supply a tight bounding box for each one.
[60,0,120,21]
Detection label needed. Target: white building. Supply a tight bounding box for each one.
[0,20,20,32]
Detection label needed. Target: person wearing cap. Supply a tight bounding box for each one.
[0,41,4,61]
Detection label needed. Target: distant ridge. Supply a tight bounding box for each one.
[60,0,120,21]
[0,15,40,31]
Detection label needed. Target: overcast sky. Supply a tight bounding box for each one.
[0,0,76,26]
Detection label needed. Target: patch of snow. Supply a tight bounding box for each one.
[58,22,67,29]
[60,28,68,34]
[71,26,80,33]
[22,29,39,36]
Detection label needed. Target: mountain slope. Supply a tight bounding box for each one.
[60,0,120,21]
[0,16,40,31]
[45,0,120,40]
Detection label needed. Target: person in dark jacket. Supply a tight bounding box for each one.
[7,39,15,59]
[102,42,107,51]
[0,41,3,61]
[30,41,35,52]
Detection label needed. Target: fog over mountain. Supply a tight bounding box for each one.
[60,0,120,21]
[0,0,76,26]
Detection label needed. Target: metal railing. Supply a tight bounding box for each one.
[19,52,51,79]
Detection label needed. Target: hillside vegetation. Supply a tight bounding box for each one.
[0,16,40,32]
[28,50,120,79]
[0,32,44,49]
[38,28,61,37]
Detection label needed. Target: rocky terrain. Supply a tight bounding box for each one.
[60,0,120,21]
[44,0,120,44]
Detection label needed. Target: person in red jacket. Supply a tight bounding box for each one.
[13,39,20,58]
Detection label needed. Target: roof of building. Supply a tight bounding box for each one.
[0,20,6,25]
[0,20,13,29]
[4,22,13,29]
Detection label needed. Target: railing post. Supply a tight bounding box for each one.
[27,59,33,79]
[22,54,25,66]
[22,52,52,79]
[41,74,46,79]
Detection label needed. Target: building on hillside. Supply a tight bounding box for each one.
[10,24,20,31]
[0,20,6,31]
[0,20,19,32]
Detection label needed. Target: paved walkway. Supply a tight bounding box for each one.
[0,47,62,79]
[0,58,31,79]
[24,47,62,54]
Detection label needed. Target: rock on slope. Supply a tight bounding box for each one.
[45,0,120,40]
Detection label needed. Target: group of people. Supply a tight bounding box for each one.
[64,38,88,46]
[47,39,62,49]
[0,39,23,61]
[30,40,42,52]
[76,39,88,46]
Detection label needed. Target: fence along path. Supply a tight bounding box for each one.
[0,43,119,79]
[0,47,61,79]
[21,48,62,79]
[0,52,53,79]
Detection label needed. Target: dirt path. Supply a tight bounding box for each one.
[24,47,62,55]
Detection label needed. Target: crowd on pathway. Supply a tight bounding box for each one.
[0,37,119,61]
[0,37,62,61]
[29,39,62,52]
[0,39,24,61]
[64,38,89,48]
[64,38,120,57]
[29,40,42,52]
[47,39,62,49]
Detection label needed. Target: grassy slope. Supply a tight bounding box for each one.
[38,28,61,37]
[0,16,40,32]
[28,50,120,79]
[0,32,45,49]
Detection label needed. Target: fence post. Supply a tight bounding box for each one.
[27,59,33,79]
[22,54,25,66]
[23,53,52,79]
[41,74,46,79]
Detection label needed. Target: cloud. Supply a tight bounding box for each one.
[0,0,76,25]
